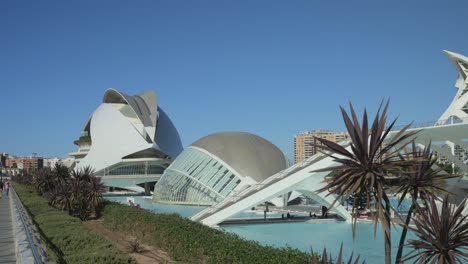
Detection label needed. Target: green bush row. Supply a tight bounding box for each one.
[14,184,136,264]
[102,201,317,264]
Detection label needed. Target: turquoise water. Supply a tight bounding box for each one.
[106,195,416,263]
[106,195,206,217]
[223,222,415,263]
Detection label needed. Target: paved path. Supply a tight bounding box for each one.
[0,192,16,264]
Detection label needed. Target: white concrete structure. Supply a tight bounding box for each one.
[191,51,468,227]
[70,89,183,190]
[436,51,468,125]
[401,123,468,203]
[153,132,290,206]
[190,141,353,226]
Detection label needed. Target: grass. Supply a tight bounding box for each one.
[13,183,136,264]
[101,201,316,263]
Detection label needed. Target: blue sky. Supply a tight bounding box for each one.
[2,0,467,161]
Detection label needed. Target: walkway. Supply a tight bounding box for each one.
[0,192,16,264]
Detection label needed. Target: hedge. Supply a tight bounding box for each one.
[101,201,316,263]
[13,184,136,264]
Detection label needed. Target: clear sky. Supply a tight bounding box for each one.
[2,0,467,162]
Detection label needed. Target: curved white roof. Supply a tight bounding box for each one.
[75,88,183,172]
[190,131,288,182]
[103,88,157,131]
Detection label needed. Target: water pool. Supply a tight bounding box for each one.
[222,221,415,263]
[105,195,416,263]
[105,195,206,217]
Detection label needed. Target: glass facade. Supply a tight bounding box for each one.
[153,147,241,205]
[95,162,166,177]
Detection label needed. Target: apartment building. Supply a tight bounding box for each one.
[294,130,349,164]
[6,156,44,171]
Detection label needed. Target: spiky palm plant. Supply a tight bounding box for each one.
[70,166,104,220]
[403,195,468,263]
[51,181,72,211]
[394,141,460,263]
[52,162,70,186]
[313,100,417,264]
[311,243,365,264]
[33,167,53,195]
[87,175,105,212]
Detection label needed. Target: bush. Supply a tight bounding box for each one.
[101,201,313,263]
[14,183,136,264]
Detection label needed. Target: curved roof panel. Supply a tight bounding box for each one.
[155,107,183,159]
[190,131,288,182]
[103,88,158,132]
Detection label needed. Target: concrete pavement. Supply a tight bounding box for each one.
[0,191,16,264]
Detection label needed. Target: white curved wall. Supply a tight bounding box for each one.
[76,104,153,172]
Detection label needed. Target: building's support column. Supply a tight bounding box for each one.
[144,182,151,196]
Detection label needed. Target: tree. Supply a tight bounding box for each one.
[33,167,53,194]
[69,166,105,220]
[312,100,417,264]
[403,195,468,263]
[394,141,460,263]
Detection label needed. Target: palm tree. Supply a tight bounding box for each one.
[33,167,53,195]
[51,181,72,211]
[403,195,468,263]
[394,141,460,263]
[313,100,417,264]
[52,162,70,185]
[70,166,105,220]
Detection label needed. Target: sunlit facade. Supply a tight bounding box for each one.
[436,51,468,125]
[69,88,183,191]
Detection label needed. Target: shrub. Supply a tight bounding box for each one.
[102,201,312,263]
[14,183,136,264]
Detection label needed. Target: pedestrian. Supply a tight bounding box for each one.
[0,180,3,199]
[321,205,328,218]
[4,180,10,197]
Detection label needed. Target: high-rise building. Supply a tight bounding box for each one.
[294,130,349,163]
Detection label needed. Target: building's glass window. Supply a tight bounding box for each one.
[153,147,241,205]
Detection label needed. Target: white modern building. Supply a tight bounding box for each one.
[153,132,289,206]
[191,50,468,227]
[69,88,183,191]
[435,51,468,125]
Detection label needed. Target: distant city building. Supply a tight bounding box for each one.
[294,130,349,164]
[6,156,44,171]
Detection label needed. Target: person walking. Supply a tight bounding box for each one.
[4,180,10,197]
[0,179,3,199]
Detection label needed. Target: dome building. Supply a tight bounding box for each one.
[153,131,289,205]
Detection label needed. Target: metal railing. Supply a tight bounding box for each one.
[391,116,468,131]
[11,188,48,264]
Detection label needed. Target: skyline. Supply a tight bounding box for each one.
[2,0,468,161]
